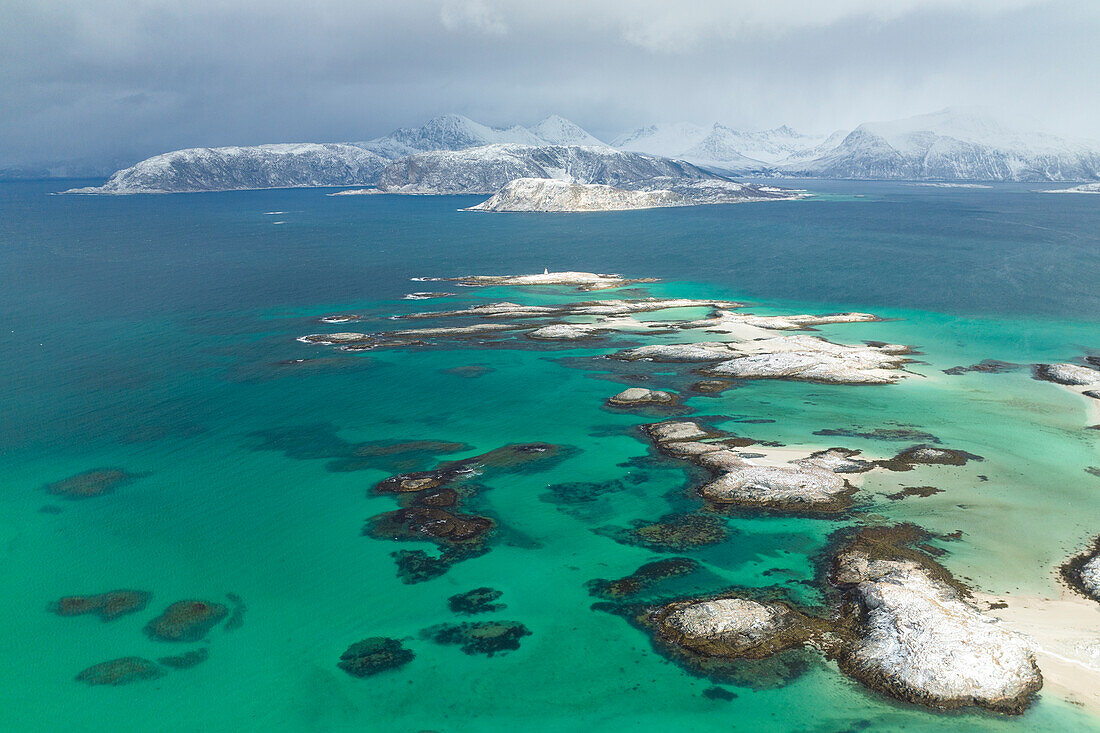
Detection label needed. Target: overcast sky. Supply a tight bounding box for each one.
[3,0,1099,168]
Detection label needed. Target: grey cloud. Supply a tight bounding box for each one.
[1,0,1097,170]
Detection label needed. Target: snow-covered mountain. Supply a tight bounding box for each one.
[780,108,1100,181]
[374,144,724,194]
[358,113,606,158]
[611,122,828,172]
[65,108,1100,194]
[68,113,611,193]
[612,123,711,159]
[528,114,606,146]
[65,144,389,194]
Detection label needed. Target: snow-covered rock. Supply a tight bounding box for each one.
[65,144,389,194]
[465,178,687,211]
[641,419,861,512]
[428,271,656,291]
[525,323,608,340]
[1061,538,1100,603]
[617,335,910,385]
[1033,362,1100,386]
[1082,554,1100,600]
[834,550,1042,713]
[606,388,676,406]
[464,177,798,212]
[700,464,849,507]
[1041,182,1100,193]
[657,598,808,658]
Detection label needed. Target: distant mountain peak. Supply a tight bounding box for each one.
[529,115,606,146]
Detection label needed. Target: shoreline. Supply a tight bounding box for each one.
[975,587,1100,716]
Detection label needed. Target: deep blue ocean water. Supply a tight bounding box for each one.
[1,179,1098,731]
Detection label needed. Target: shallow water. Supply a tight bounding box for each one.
[1,180,1098,731]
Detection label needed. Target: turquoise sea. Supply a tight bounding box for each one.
[1,179,1098,731]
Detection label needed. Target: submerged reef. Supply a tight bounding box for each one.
[251,423,472,474]
[158,648,210,669]
[367,442,569,582]
[609,513,729,552]
[338,637,414,678]
[144,600,229,642]
[52,590,152,621]
[42,468,141,499]
[587,558,701,600]
[76,657,162,686]
[813,427,941,444]
[448,587,506,615]
[422,621,531,656]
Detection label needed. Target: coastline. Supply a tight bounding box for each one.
[976,588,1100,716]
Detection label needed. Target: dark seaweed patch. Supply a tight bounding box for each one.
[145,600,229,642]
[52,590,151,621]
[703,686,737,701]
[448,587,506,615]
[441,365,495,378]
[814,427,941,444]
[42,468,142,499]
[250,423,472,473]
[76,657,161,686]
[338,637,414,678]
[422,621,531,656]
[587,558,701,600]
[224,593,246,631]
[158,648,210,669]
[605,513,729,552]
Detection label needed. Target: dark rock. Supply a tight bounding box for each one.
[876,445,982,472]
[691,380,735,394]
[942,360,1023,375]
[885,486,943,501]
